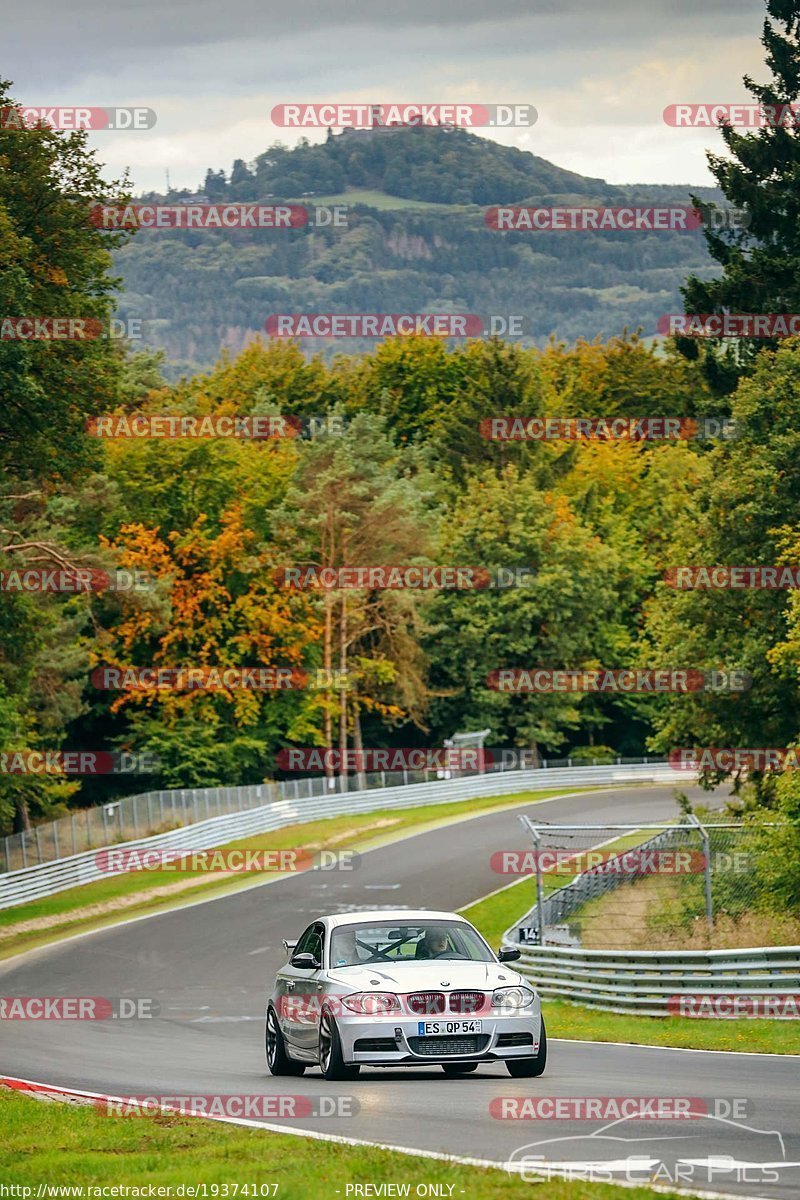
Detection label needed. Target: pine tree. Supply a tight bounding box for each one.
[679,0,800,390]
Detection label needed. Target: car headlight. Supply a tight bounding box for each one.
[341,992,400,1014]
[492,986,535,1010]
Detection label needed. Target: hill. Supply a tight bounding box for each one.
[114,127,722,375]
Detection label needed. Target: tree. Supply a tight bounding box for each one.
[92,509,322,788]
[679,0,800,388]
[0,79,132,483]
[276,411,436,781]
[0,79,131,831]
[644,339,800,797]
[426,465,623,754]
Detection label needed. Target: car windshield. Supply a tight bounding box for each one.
[329,921,494,967]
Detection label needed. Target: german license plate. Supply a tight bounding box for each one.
[417,1019,482,1035]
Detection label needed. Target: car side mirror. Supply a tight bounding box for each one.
[498,947,521,962]
[290,952,321,970]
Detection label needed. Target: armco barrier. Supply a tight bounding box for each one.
[501,828,800,1016]
[1,754,667,872]
[0,761,676,910]
[504,942,800,1017]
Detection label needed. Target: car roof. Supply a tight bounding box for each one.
[319,909,469,931]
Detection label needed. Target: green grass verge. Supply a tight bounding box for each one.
[0,787,600,960]
[461,876,800,1054]
[0,1087,686,1199]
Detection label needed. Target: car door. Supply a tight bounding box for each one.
[278,922,326,1055]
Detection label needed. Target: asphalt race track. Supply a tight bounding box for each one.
[2,784,798,1198]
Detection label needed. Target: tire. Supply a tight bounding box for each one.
[506,1016,547,1078]
[266,1005,305,1076]
[442,1063,479,1075]
[318,1009,360,1081]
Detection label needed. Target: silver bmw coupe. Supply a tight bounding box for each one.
[266,908,546,1080]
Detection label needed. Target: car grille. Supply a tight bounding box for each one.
[408,1035,489,1057]
[407,991,445,1015]
[354,1038,397,1053]
[497,1032,534,1047]
[449,990,485,1013]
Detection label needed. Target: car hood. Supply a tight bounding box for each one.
[326,960,525,992]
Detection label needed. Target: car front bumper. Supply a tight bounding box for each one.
[337,1012,542,1065]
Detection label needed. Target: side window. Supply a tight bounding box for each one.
[306,924,324,966]
[294,924,317,957]
[294,923,324,966]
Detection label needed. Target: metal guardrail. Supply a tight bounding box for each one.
[0,761,677,910]
[513,825,693,940]
[505,942,800,1017]
[1,754,665,873]
[503,839,800,1015]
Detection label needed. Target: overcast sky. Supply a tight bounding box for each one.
[7,0,770,193]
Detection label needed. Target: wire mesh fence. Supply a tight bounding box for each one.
[507,816,795,952]
[0,754,666,873]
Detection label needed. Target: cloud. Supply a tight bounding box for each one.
[7,0,768,188]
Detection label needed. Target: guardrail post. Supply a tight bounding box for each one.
[34,825,42,864]
[71,814,77,856]
[133,795,139,835]
[53,821,60,860]
[689,814,714,928]
[519,815,547,945]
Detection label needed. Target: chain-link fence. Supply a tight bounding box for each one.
[508,816,794,951]
[0,754,666,873]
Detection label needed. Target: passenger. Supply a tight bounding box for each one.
[332,928,368,966]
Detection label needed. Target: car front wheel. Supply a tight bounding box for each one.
[506,1016,547,1078]
[266,1006,305,1076]
[319,1010,360,1081]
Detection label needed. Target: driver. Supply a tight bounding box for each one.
[417,927,449,958]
